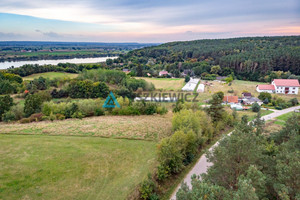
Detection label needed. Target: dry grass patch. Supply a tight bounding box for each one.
[23,72,78,80]
[0,113,172,141]
[136,77,185,91]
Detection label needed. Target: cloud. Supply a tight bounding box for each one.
[0,0,299,42]
[0,32,23,40]
[35,29,62,38]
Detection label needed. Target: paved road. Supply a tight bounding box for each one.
[170,105,300,200]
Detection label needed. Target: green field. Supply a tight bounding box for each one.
[0,135,156,200]
[274,111,300,126]
[23,72,78,80]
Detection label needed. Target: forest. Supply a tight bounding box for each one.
[118,36,300,81]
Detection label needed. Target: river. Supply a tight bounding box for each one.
[0,57,118,69]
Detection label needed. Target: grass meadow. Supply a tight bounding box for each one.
[136,77,185,91]
[0,135,156,200]
[23,72,78,81]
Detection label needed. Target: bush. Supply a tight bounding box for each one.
[157,130,197,179]
[289,98,299,106]
[36,90,52,102]
[173,100,184,113]
[24,94,43,117]
[51,89,69,98]
[0,80,17,94]
[252,102,261,112]
[28,113,44,122]
[2,111,16,122]
[77,99,103,117]
[258,92,272,102]
[185,75,190,83]
[0,95,14,120]
[56,113,65,120]
[72,112,84,119]
[156,106,168,115]
[20,118,31,124]
[10,104,24,120]
[228,89,234,93]
[139,174,157,200]
[95,108,105,116]
[145,103,157,115]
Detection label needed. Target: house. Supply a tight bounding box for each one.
[256,79,300,94]
[242,92,252,98]
[242,97,263,106]
[122,68,131,74]
[159,70,169,76]
[256,84,275,93]
[223,96,238,104]
[216,76,227,81]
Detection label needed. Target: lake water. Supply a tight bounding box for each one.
[0,56,118,69]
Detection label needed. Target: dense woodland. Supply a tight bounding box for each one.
[116,36,300,81]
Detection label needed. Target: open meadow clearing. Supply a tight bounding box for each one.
[0,135,156,200]
[136,77,185,91]
[22,72,78,80]
[0,113,172,141]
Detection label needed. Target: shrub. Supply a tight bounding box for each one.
[263,98,269,104]
[2,111,16,122]
[0,95,14,120]
[95,108,105,116]
[49,112,56,121]
[289,98,298,106]
[77,99,102,116]
[258,92,272,102]
[173,100,184,113]
[36,90,52,102]
[156,106,168,115]
[145,103,157,115]
[20,118,30,124]
[24,94,43,117]
[172,109,201,135]
[51,89,69,98]
[252,102,261,112]
[139,174,157,200]
[72,112,84,119]
[10,104,24,120]
[228,89,234,93]
[56,114,65,120]
[0,80,17,94]
[185,75,190,83]
[28,113,44,122]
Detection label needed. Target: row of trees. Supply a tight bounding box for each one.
[139,92,235,199]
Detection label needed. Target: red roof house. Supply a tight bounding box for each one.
[223,96,238,103]
[257,79,299,94]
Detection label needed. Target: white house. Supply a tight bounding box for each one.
[182,78,200,91]
[159,71,169,76]
[256,79,300,95]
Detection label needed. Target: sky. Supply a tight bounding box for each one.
[0,0,299,43]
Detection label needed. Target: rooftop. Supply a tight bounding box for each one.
[257,84,275,90]
[273,79,300,87]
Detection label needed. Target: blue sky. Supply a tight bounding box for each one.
[0,0,299,42]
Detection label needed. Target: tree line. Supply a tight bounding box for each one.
[119,36,300,81]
